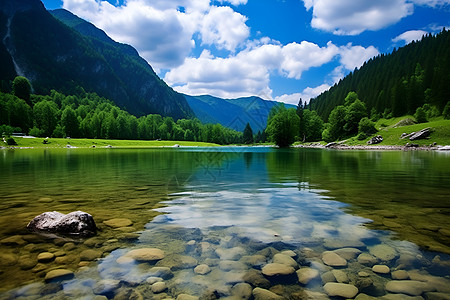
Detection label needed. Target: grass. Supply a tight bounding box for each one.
[1,137,220,149]
[345,117,450,146]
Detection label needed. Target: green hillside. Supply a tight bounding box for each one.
[0,1,192,119]
[309,29,450,121]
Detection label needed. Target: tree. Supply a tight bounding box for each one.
[303,109,324,142]
[357,117,377,140]
[61,107,80,137]
[265,104,300,147]
[325,105,347,142]
[12,76,31,105]
[243,123,254,144]
[33,100,58,137]
[344,98,367,135]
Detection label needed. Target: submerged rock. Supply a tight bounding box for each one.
[322,251,347,267]
[27,211,97,237]
[44,269,74,282]
[324,282,359,298]
[262,263,295,276]
[252,287,283,300]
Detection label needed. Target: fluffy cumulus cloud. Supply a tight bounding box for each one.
[302,0,414,35]
[62,0,249,69]
[392,30,428,44]
[165,40,378,99]
[275,83,331,105]
[198,6,249,51]
[339,44,379,70]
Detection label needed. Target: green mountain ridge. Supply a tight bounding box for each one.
[0,0,192,120]
[184,94,295,132]
[309,30,450,121]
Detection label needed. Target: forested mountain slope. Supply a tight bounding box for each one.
[309,30,450,121]
[0,0,192,119]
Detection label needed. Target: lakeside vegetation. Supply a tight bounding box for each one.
[2,137,219,148]
[0,77,244,145]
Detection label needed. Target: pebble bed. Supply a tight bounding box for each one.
[1,214,449,300]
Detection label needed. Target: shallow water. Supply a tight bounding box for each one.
[0,147,449,299]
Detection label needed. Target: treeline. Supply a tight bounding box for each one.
[0,77,242,144]
[309,29,450,121]
[265,92,450,147]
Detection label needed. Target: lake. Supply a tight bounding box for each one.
[0,147,449,299]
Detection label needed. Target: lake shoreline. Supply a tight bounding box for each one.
[294,143,450,151]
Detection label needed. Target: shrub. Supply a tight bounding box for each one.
[357,132,368,140]
[414,107,427,123]
[443,102,450,119]
[29,126,44,137]
[6,137,17,145]
[358,117,377,135]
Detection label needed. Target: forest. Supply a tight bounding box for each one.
[309,29,450,121]
[0,77,243,145]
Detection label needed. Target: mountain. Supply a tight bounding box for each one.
[0,0,193,119]
[184,94,295,132]
[309,29,450,121]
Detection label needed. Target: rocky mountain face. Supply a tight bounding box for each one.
[0,0,193,119]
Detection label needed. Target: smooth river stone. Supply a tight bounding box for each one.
[332,269,349,283]
[369,244,398,261]
[120,248,165,262]
[37,252,55,262]
[372,265,390,274]
[194,264,211,275]
[324,282,359,298]
[391,270,409,280]
[252,287,283,300]
[0,235,27,246]
[103,218,133,228]
[44,269,74,282]
[215,247,246,260]
[322,251,347,267]
[385,280,433,296]
[262,263,295,276]
[333,248,362,260]
[80,249,103,261]
[297,267,319,284]
[357,253,378,266]
[232,283,253,299]
[273,253,298,268]
[151,282,167,293]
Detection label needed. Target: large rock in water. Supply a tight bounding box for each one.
[27,211,97,237]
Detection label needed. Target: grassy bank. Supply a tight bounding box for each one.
[346,117,450,146]
[296,116,450,148]
[2,137,220,149]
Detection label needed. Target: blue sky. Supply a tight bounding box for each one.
[41,0,450,105]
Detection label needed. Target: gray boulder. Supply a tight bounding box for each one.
[409,128,431,141]
[27,211,97,237]
[367,135,383,145]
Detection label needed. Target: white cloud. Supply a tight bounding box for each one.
[302,0,414,35]
[280,41,339,79]
[164,50,272,99]
[275,83,331,105]
[165,39,379,99]
[198,6,250,51]
[409,0,450,7]
[339,44,379,70]
[392,30,428,44]
[62,0,249,69]
[219,0,248,5]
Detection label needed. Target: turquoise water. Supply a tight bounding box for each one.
[0,147,449,299]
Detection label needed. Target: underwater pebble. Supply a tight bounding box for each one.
[252,287,283,300]
[262,263,295,276]
[151,282,167,293]
[322,251,347,267]
[297,267,319,284]
[323,282,359,298]
[372,265,390,274]
[194,264,211,275]
[391,270,409,280]
[44,269,74,282]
